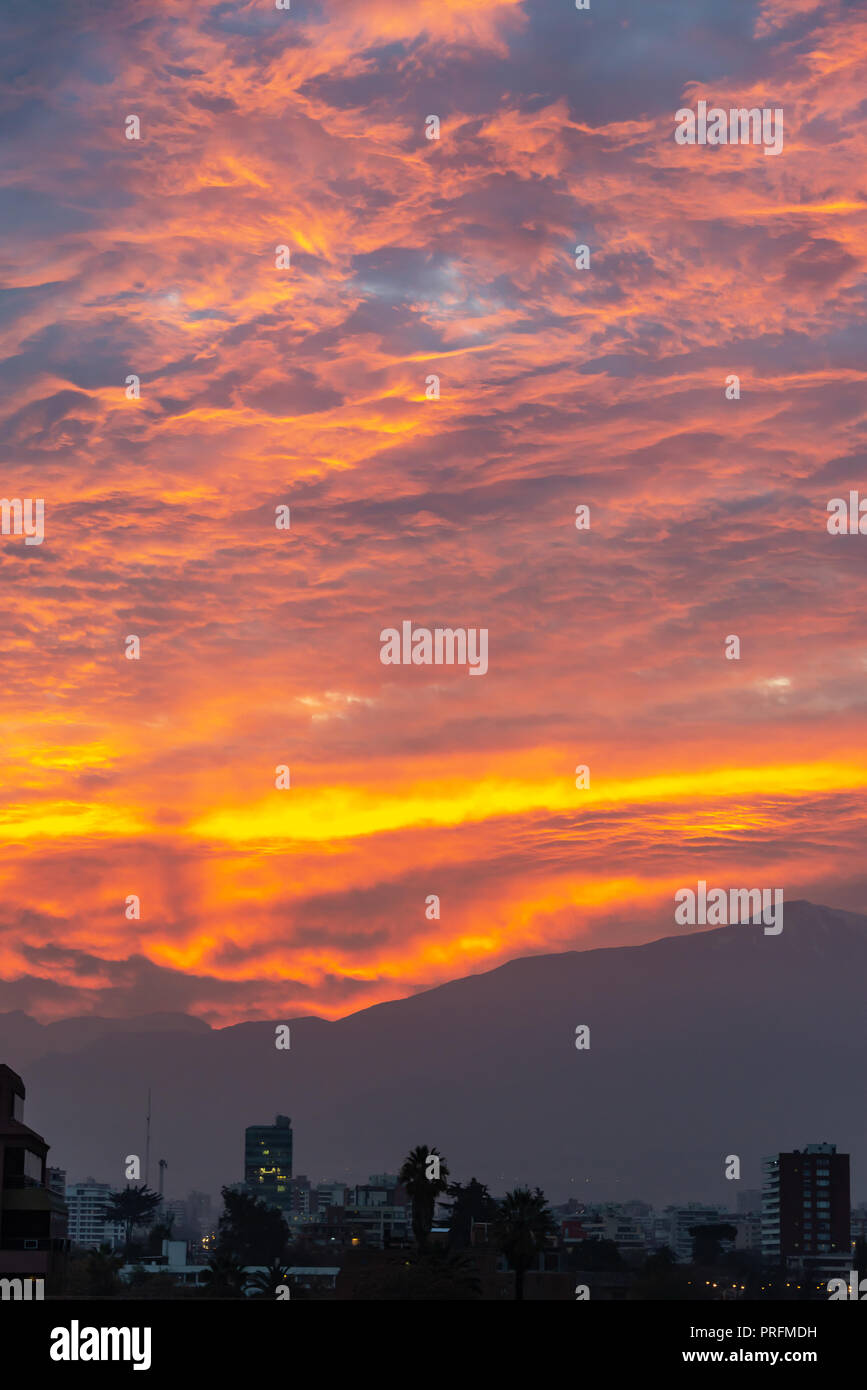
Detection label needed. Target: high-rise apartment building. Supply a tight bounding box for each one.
[65,1178,124,1250]
[244,1114,293,1210]
[762,1142,850,1274]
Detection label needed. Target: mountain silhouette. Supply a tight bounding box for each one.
[1,901,864,1207]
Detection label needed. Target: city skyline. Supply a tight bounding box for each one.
[4,1061,865,1302]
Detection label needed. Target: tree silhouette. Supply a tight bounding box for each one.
[491,1187,557,1301]
[103,1184,162,1254]
[124,1265,179,1294]
[445,1177,498,1249]
[145,1211,175,1255]
[203,1249,246,1298]
[643,1245,677,1273]
[629,1246,708,1302]
[216,1186,288,1266]
[349,1249,482,1300]
[689,1222,737,1267]
[398,1145,450,1250]
[84,1243,125,1296]
[568,1237,624,1271]
[247,1258,292,1299]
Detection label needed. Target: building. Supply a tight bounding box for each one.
[664,1204,728,1262]
[288,1174,312,1219]
[315,1182,347,1216]
[244,1114,293,1211]
[243,1264,340,1296]
[120,1238,339,1295]
[47,1167,66,1198]
[737,1189,762,1215]
[646,1211,676,1251]
[559,1216,589,1244]
[162,1198,187,1227]
[342,1178,410,1248]
[762,1143,850,1277]
[730,1211,762,1252]
[572,1204,648,1260]
[65,1178,124,1250]
[120,1238,211,1289]
[850,1203,867,1254]
[186,1190,212,1233]
[162,1197,202,1244]
[0,1065,69,1286]
[184,1190,214,1255]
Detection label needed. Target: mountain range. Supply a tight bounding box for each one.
[1,900,864,1208]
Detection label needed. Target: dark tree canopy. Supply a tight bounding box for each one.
[689,1222,738,1266]
[216,1186,289,1266]
[446,1177,498,1249]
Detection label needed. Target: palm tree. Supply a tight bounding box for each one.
[398,1145,450,1250]
[247,1258,292,1299]
[445,1177,498,1249]
[103,1184,162,1254]
[203,1250,246,1298]
[491,1187,557,1301]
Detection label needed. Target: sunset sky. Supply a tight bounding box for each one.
[0,0,865,1025]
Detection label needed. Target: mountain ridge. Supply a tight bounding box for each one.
[2,897,862,1043]
[1,900,864,1207]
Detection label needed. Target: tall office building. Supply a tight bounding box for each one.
[0,1065,69,1283]
[762,1142,850,1274]
[244,1114,293,1211]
